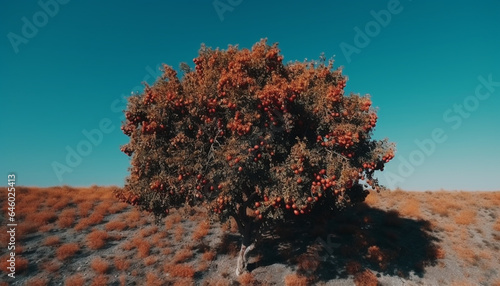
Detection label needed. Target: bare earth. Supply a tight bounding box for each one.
[1,186,499,286]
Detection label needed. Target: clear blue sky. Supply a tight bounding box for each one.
[1,1,499,191]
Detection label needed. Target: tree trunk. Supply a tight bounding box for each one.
[236,242,255,275]
[234,208,255,275]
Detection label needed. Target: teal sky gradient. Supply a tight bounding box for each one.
[1,1,499,190]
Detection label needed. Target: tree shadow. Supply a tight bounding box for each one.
[245,203,442,281]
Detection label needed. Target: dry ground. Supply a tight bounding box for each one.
[0,186,499,286]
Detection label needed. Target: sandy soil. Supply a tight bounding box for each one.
[0,186,499,286]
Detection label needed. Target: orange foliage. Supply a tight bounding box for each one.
[164,263,195,278]
[134,237,151,258]
[86,229,109,250]
[284,274,308,286]
[192,220,210,240]
[91,275,108,286]
[58,208,76,228]
[172,248,193,263]
[139,226,158,237]
[144,255,158,266]
[40,259,62,273]
[398,198,421,218]
[0,256,28,274]
[454,209,476,225]
[91,257,110,274]
[146,272,163,286]
[493,218,500,231]
[174,225,185,242]
[105,220,128,231]
[114,256,130,271]
[31,209,57,225]
[238,272,255,285]
[56,243,80,260]
[202,250,216,261]
[354,269,378,286]
[43,235,61,246]
[65,273,85,286]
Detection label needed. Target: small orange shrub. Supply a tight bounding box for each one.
[91,257,110,274]
[202,250,216,261]
[354,269,378,286]
[58,209,77,228]
[114,256,131,271]
[78,201,94,216]
[56,243,80,260]
[0,256,28,274]
[105,220,127,231]
[493,218,500,231]
[65,273,85,286]
[173,248,193,263]
[398,199,421,218]
[164,263,195,278]
[134,237,151,258]
[144,255,158,266]
[238,272,255,285]
[146,272,163,286]
[284,273,308,286]
[192,221,210,240]
[41,259,62,273]
[174,225,185,242]
[91,275,108,286]
[454,209,476,225]
[139,226,158,237]
[31,209,57,225]
[165,213,182,229]
[86,229,109,250]
[43,235,61,246]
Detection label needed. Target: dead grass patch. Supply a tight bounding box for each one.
[146,272,163,286]
[192,220,210,240]
[202,250,216,261]
[134,237,151,258]
[238,272,255,285]
[53,196,71,211]
[454,209,476,225]
[43,236,61,246]
[364,192,379,206]
[56,243,80,260]
[91,257,110,274]
[114,256,130,271]
[172,248,193,263]
[86,229,109,250]
[398,199,421,218]
[493,218,500,232]
[0,256,28,274]
[91,275,108,286]
[64,273,85,286]
[78,201,94,217]
[165,213,183,229]
[174,225,185,242]
[164,263,195,278]
[105,220,128,231]
[58,208,77,228]
[354,269,378,286]
[143,255,158,266]
[40,259,62,273]
[31,209,57,225]
[17,221,38,237]
[284,273,308,286]
[139,225,158,237]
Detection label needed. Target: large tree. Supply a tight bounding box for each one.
[117,39,395,275]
